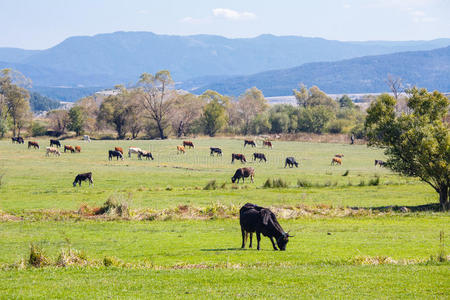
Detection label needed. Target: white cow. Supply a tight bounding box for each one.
[128,147,142,158]
[83,135,91,142]
[46,146,61,157]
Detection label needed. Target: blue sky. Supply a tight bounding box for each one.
[0,0,449,49]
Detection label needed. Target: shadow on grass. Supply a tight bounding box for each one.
[351,203,443,212]
[200,248,245,252]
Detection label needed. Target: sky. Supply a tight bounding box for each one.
[0,0,449,49]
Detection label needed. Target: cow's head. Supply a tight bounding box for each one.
[231,176,237,183]
[277,232,294,251]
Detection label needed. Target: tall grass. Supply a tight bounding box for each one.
[263,178,289,188]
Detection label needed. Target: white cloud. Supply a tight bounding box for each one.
[343,3,351,9]
[179,16,210,24]
[212,8,256,20]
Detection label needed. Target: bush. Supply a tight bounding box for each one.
[368,176,380,186]
[31,121,47,137]
[203,180,218,190]
[327,119,346,134]
[297,179,312,187]
[263,178,289,188]
[28,244,51,267]
[96,195,130,217]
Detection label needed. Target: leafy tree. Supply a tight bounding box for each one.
[338,95,355,109]
[170,93,205,137]
[236,87,268,134]
[29,92,60,112]
[269,112,290,133]
[67,106,85,136]
[47,110,70,133]
[294,84,337,109]
[250,112,271,134]
[365,88,450,210]
[137,71,174,139]
[202,98,227,137]
[298,106,334,134]
[98,93,130,139]
[293,83,309,107]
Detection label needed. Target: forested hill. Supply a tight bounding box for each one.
[0,31,449,87]
[184,46,450,96]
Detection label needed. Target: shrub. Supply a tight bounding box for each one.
[96,195,130,217]
[263,178,289,188]
[28,244,51,267]
[368,176,380,186]
[203,180,218,190]
[297,179,312,187]
[31,121,47,137]
[327,119,346,134]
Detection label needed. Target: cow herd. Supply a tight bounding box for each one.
[8,136,388,251]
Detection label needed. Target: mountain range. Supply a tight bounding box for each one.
[0,31,449,100]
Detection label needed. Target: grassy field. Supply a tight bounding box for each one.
[0,137,448,298]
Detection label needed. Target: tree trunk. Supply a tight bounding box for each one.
[156,120,165,139]
[439,185,449,211]
[12,118,16,137]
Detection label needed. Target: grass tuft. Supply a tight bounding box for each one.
[297,179,312,187]
[342,170,349,176]
[28,244,51,268]
[203,180,218,190]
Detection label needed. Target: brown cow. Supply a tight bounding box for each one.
[232,167,255,183]
[75,146,81,153]
[183,141,194,149]
[177,145,185,154]
[331,157,342,165]
[263,140,272,148]
[28,141,39,149]
[64,145,75,153]
[335,154,344,158]
[244,140,256,147]
[115,147,124,154]
[232,153,246,163]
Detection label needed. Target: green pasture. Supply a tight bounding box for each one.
[0,138,448,298]
[0,138,436,212]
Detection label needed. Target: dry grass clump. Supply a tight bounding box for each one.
[56,248,89,267]
[28,244,51,267]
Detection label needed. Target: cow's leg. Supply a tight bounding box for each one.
[269,237,278,250]
[256,232,261,250]
[249,232,253,248]
[241,228,246,248]
[251,175,254,183]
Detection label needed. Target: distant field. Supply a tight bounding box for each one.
[0,138,448,298]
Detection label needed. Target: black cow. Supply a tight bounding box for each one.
[284,157,298,168]
[253,153,267,162]
[210,147,222,156]
[11,137,24,144]
[73,172,93,187]
[240,203,293,251]
[108,150,124,160]
[375,159,386,167]
[244,140,256,147]
[50,139,61,148]
[231,167,254,183]
[231,153,246,163]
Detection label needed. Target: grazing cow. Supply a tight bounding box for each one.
[11,137,24,144]
[64,145,75,153]
[231,167,255,183]
[253,153,267,162]
[128,147,142,158]
[375,159,386,167]
[210,147,222,156]
[75,146,81,153]
[183,141,194,149]
[240,203,293,251]
[114,147,124,154]
[331,157,342,165]
[50,139,61,148]
[231,153,246,163]
[73,172,93,187]
[177,145,185,154]
[263,140,272,148]
[284,157,298,168]
[46,147,61,157]
[109,150,124,160]
[83,135,91,142]
[138,150,154,160]
[335,154,344,158]
[28,141,39,149]
[244,139,256,147]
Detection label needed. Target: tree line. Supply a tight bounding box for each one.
[41,70,366,140]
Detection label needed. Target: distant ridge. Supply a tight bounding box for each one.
[184,46,450,96]
[0,31,449,86]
